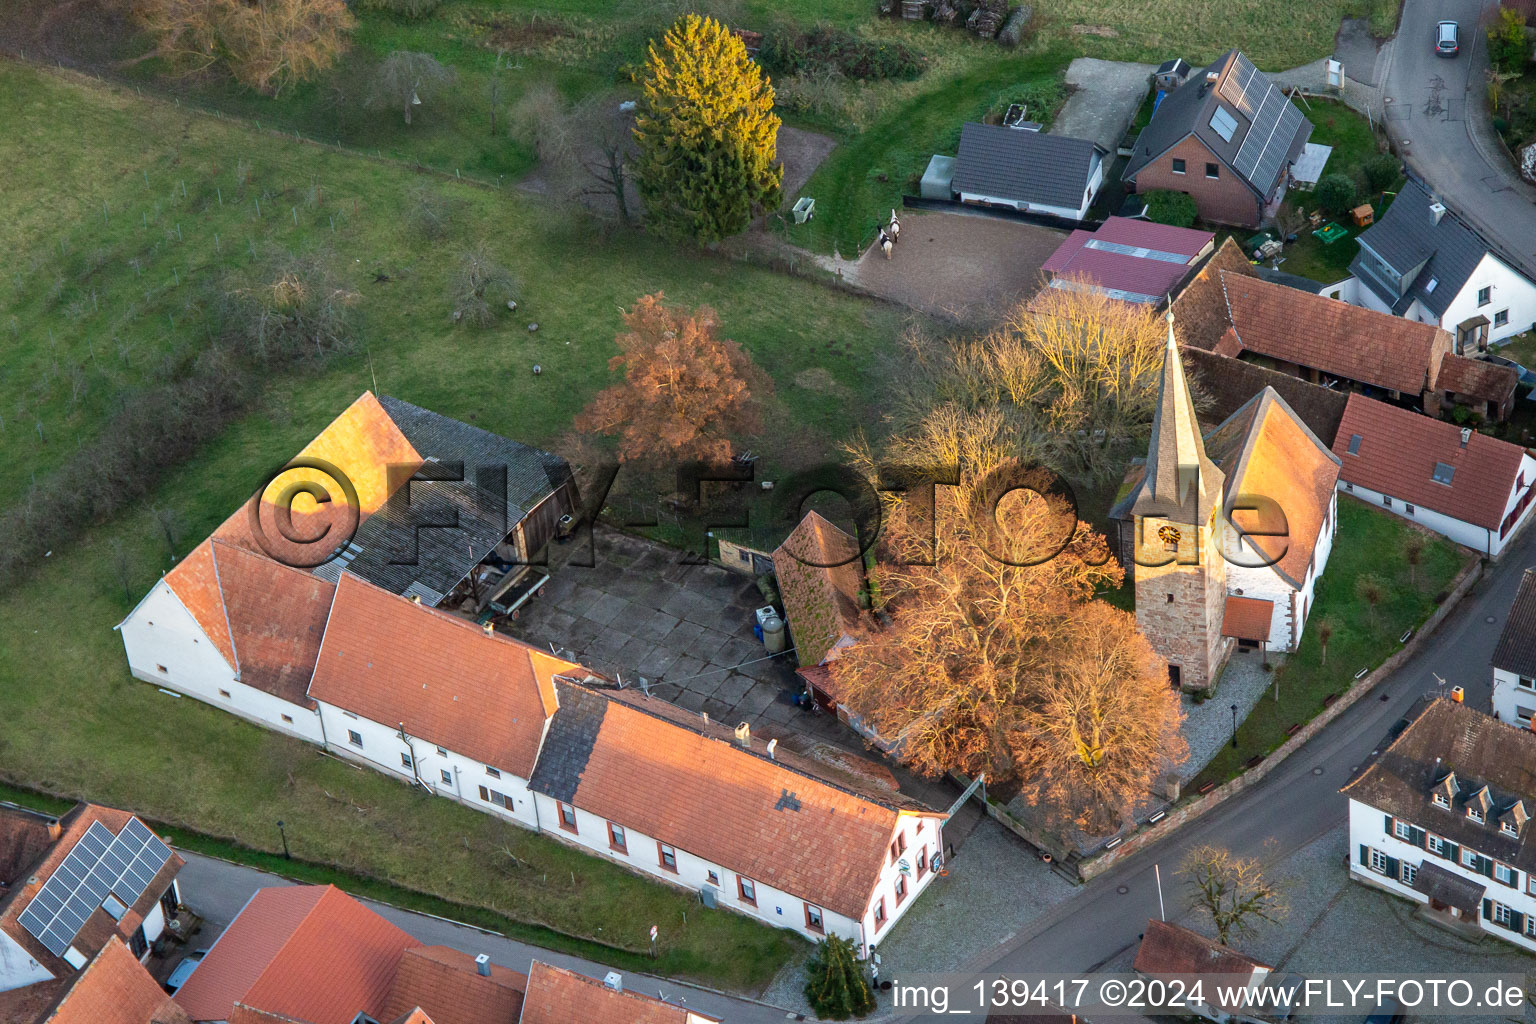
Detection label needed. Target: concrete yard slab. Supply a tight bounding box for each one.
[1055,57,1157,154]
[582,592,630,627]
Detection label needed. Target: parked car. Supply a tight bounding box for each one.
[1364,994,1404,1024]
[1435,20,1459,57]
[165,949,207,994]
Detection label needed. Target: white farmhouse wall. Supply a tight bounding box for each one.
[117,582,325,744]
[0,930,52,993]
[958,154,1102,221]
[313,702,541,830]
[1493,667,1536,727]
[140,903,166,949]
[1441,254,1536,345]
[1348,797,1536,952]
[1336,479,1531,557]
[1222,492,1334,652]
[861,815,943,957]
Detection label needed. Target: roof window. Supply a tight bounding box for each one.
[1432,462,1455,485]
[1209,107,1239,142]
[1347,434,1362,456]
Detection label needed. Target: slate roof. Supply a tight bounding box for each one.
[1041,217,1214,303]
[1221,596,1274,641]
[1342,698,1536,873]
[518,961,712,1024]
[1182,347,1347,446]
[953,123,1105,209]
[379,946,527,1024]
[308,574,579,779]
[1437,354,1519,409]
[173,885,420,1024]
[530,683,942,919]
[1351,180,1495,319]
[1217,273,1449,395]
[1202,387,1341,587]
[1410,860,1486,915]
[1125,50,1312,199]
[0,804,184,987]
[40,937,190,1024]
[1333,394,1530,531]
[773,511,864,668]
[1492,569,1536,679]
[1132,325,1225,525]
[1170,238,1259,352]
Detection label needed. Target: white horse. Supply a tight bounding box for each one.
[878,229,893,260]
[888,208,901,244]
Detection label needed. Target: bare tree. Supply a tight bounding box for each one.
[510,86,638,224]
[110,538,135,600]
[152,505,186,561]
[1317,617,1335,666]
[1356,575,1385,627]
[451,244,518,328]
[368,51,455,125]
[1405,533,1425,588]
[1182,844,1288,946]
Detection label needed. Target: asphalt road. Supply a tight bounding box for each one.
[173,853,793,1024]
[1380,0,1536,278]
[908,522,1536,1023]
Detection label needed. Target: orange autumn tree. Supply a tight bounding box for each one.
[575,293,770,466]
[826,465,1185,831]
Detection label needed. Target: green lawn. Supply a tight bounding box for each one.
[0,59,935,990]
[1190,496,1472,789]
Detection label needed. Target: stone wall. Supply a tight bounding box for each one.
[1075,554,1484,882]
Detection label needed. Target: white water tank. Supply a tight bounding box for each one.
[761,610,786,653]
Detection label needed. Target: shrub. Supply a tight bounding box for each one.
[1489,8,1529,75]
[1143,190,1198,228]
[1314,172,1360,216]
[759,25,923,81]
[1361,153,1400,192]
[985,78,1066,127]
[355,0,442,17]
[804,935,874,1020]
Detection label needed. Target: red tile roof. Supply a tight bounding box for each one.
[1221,596,1274,642]
[42,937,190,1024]
[0,804,60,890]
[379,946,526,1024]
[309,575,579,778]
[163,542,237,667]
[1219,273,1449,395]
[1042,217,1213,300]
[174,885,420,1024]
[517,961,716,1024]
[533,684,940,919]
[1134,919,1269,976]
[1333,394,1531,531]
[1170,239,1258,352]
[1437,354,1519,408]
[773,512,864,668]
[0,804,185,982]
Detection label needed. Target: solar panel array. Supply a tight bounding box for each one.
[1216,52,1306,191]
[17,819,172,958]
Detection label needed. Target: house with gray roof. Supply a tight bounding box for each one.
[951,122,1107,221]
[1123,50,1312,228]
[1329,179,1536,348]
[1493,569,1536,727]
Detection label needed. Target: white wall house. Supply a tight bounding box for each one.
[1492,568,1536,728]
[1225,489,1336,652]
[1343,699,1536,952]
[1332,394,1536,559]
[1340,180,1536,349]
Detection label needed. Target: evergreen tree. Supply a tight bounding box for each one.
[634,15,783,244]
[804,935,875,1020]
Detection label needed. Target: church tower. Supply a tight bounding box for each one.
[1131,312,1230,691]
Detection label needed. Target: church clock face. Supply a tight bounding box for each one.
[1157,524,1181,550]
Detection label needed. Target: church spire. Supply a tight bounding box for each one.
[1131,309,1222,525]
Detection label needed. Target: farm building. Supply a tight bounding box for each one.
[952,122,1107,221]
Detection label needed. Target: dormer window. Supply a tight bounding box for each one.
[1433,792,1450,809]
[1468,806,1485,824]
[1504,820,1520,838]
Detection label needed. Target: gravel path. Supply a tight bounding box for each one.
[1177,649,1283,781]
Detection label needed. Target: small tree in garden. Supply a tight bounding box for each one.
[1404,533,1426,588]
[368,51,455,125]
[1183,844,1288,946]
[574,293,770,466]
[451,244,517,328]
[634,15,783,244]
[1315,173,1360,217]
[804,935,875,1020]
[1489,9,1529,75]
[1143,189,1198,228]
[1356,574,1385,627]
[1362,154,1401,193]
[1317,617,1334,666]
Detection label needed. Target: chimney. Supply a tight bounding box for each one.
[46,818,61,842]
[1430,201,1447,225]
[734,722,751,748]
[482,620,495,637]
[766,738,778,760]
[475,954,490,977]
[603,971,623,992]
[1461,427,1472,447]
[1205,70,1218,83]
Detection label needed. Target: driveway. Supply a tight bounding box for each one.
[1055,58,1157,152]
[1379,0,1536,278]
[834,209,1065,323]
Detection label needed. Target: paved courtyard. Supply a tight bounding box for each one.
[1055,58,1157,153]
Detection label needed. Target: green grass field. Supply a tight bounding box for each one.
[0,58,930,989]
[1191,497,1471,789]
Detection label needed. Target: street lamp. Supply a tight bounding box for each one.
[276,820,290,860]
[1230,704,1240,749]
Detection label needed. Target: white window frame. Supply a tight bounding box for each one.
[348,730,363,748]
[1394,820,1412,841]
[1462,848,1478,869]
[1503,820,1520,837]
[1496,863,1514,885]
[1401,862,1418,885]
[1427,834,1446,856]
[1520,676,1536,691]
[1468,807,1485,824]
[1492,902,1513,926]
[1433,792,1450,809]
[1369,848,1389,873]
[439,769,452,785]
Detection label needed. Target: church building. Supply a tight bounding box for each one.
[1110,315,1342,689]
